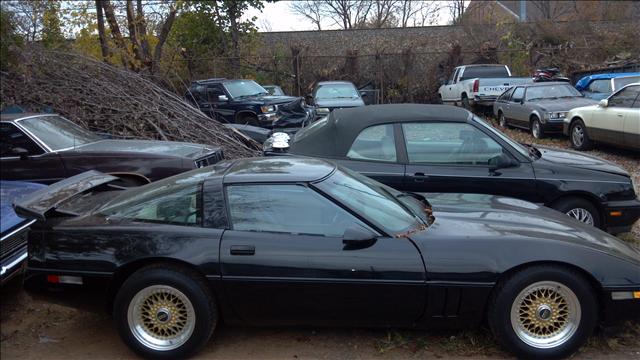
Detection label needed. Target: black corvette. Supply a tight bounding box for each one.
[264,104,640,234]
[16,157,640,359]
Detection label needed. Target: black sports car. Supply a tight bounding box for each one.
[264,104,640,234]
[17,158,640,359]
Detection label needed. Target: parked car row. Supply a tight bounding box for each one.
[1,80,638,360]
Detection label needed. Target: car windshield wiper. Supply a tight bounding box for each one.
[396,192,435,226]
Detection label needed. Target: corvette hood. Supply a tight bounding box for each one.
[420,193,640,264]
[536,146,629,177]
[68,139,219,159]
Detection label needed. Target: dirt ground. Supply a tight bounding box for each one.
[1,275,639,360]
[2,115,639,360]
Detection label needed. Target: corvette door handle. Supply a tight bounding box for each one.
[230,245,255,255]
[413,172,428,182]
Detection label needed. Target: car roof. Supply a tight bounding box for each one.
[222,157,336,184]
[317,81,355,86]
[518,82,573,88]
[0,112,54,122]
[459,64,505,67]
[289,104,472,158]
[575,72,640,91]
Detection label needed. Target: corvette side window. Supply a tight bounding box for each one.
[347,124,396,162]
[227,184,366,237]
[402,122,504,165]
[101,184,202,226]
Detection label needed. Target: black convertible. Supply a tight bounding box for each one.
[264,104,640,234]
[17,158,640,359]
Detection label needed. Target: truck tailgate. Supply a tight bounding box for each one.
[477,77,532,96]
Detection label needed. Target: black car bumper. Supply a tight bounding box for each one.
[601,286,640,324]
[603,198,640,234]
[541,120,565,133]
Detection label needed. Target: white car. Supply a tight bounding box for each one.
[564,83,640,151]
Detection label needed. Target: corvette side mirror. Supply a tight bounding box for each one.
[342,224,377,250]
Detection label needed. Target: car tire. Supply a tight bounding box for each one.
[488,265,597,360]
[531,116,545,139]
[237,113,259,126]
[461,94,471,110]
[113,265,217,359]
[551,197,601,228]
[570,120,592,151]
[499,112,509,128]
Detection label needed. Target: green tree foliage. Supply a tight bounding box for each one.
[41,0,65,48]
[0,8,23,71]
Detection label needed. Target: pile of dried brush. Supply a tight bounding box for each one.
[0,46,259,159]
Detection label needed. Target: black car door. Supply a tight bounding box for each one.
[206,84,236,122]
[335,123,405,189]
[399,121,540,203]
[220,183,426,327]
[0,122,67,183]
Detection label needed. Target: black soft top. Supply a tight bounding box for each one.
[289,104,472,158]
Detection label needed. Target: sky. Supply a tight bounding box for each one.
[243,1,460,32]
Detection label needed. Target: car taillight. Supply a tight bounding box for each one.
[473,79,479,92]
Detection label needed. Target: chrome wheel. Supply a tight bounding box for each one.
[532,120,541,138]
[128,285,196,351]
[499,113,507,127]
[511,281,581,349]
[566,208,595,225]
[572,125,584,147]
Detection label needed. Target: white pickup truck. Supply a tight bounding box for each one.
[438,64,532,108]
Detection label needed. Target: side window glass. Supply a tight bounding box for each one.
[499,87,515,101]
[449,69,458,83]
[207,85,225,102]
[587,79,611,93]
[227,185,367,237]
[347,124,396,162]
[402,122,505,165]
[609,86,639,108]
[0,123,44,157]
[103,184,201,226]
[512,87,525,102]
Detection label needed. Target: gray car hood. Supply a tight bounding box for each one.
[69,139,217,159]
[423,192,640,265]
[531,97,598,112]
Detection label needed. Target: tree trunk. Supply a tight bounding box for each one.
[102,0,137,71]
[136,0,152,66]
[125,0,145,68]
[227,1,241,77]
[95,0,110,61]
[151,4,178,74]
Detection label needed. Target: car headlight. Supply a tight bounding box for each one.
[260,105,275,113]
[547,111,567,120]
[316,107,330,114]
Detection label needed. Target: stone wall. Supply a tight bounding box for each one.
[244,20,639,103]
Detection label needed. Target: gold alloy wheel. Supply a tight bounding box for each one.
[510,281,581,349]
[127,285,196,351]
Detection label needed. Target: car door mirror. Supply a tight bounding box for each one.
[218,95,229,102]
[488,153,517,172]
[342,224,377,250]
[599,99,608,108]
[305,94,314,105]
[12,147,29,160]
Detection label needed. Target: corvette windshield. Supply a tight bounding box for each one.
[315,84,360,99]
[315,167,422,233]
[526,84,581,100]
[18,115,100,151]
